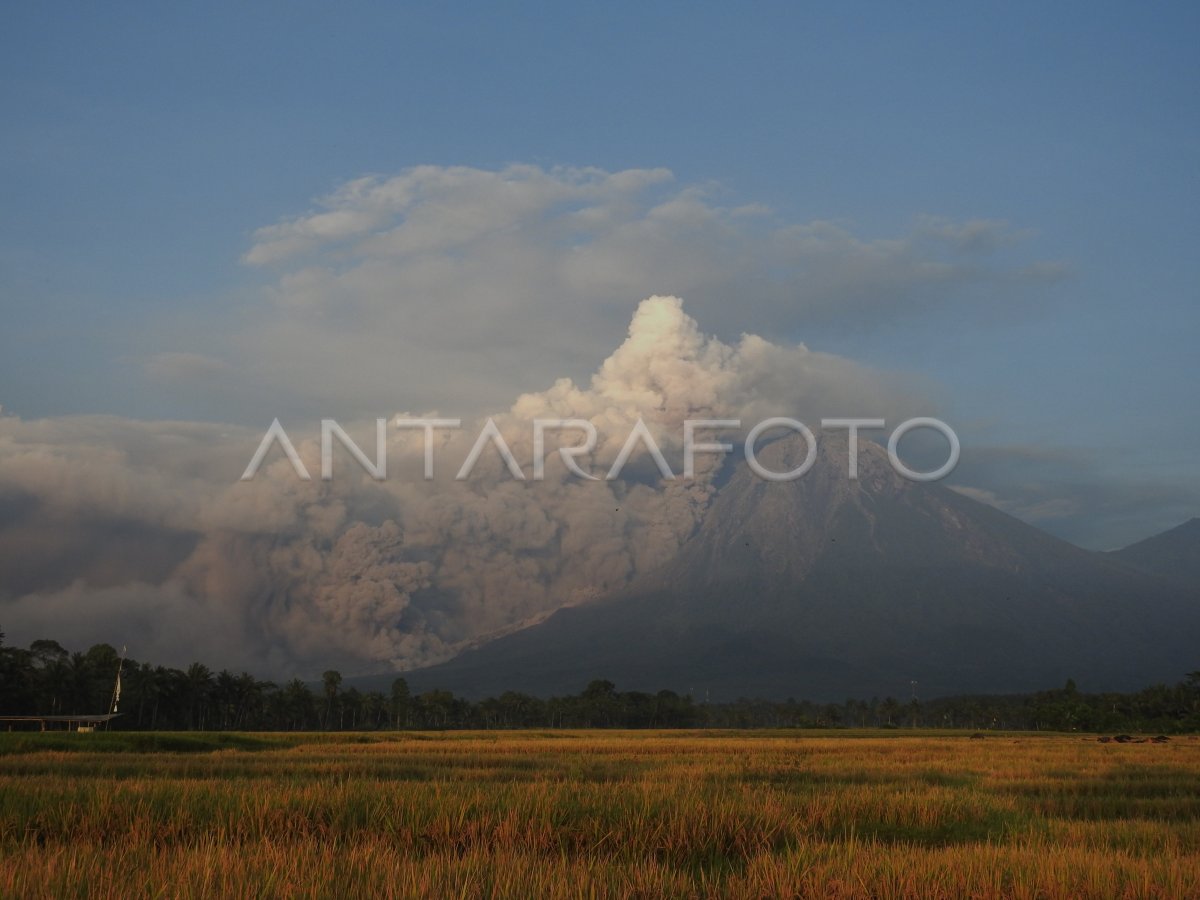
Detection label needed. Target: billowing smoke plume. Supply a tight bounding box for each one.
[0,297,926,676]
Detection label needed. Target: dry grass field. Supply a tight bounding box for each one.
[2,730,1199,898]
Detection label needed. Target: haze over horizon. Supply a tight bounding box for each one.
[2,4,1198,679]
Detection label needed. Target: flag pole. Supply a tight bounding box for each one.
[108,646,126,726]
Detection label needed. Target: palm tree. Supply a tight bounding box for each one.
[390,677,411,729]
[341,687,362,729]
[321,670,342,730]
[30,641,70,715]
[235,673,269,729]
[212,670,239,729]
[284,678,315,730]
[65,652,92,714]
[184,662,213,730]
[362,691,387,729]
[880,696,901,727]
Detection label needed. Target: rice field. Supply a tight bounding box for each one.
[1,730,1198,898]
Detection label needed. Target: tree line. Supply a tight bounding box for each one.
[2,631,1198,732]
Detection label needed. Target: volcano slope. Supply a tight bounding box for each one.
[398,435,1200,701]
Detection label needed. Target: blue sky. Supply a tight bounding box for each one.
[2,2,1199,548]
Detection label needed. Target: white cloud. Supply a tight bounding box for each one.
[183,163,1065,422]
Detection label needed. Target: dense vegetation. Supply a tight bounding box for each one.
[2,731,1199,897]
[2,631,1198,733]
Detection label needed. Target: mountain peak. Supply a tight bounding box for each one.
[1109,517,1200,583]
[392,435,1200,701]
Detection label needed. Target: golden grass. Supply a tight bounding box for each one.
[2,731,1198,898]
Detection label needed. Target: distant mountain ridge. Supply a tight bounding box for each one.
[1108,518,1200,585]
[367,436,1200,701]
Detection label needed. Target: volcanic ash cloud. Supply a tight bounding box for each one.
[0,297,924,677]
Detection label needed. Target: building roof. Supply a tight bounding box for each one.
[0,714,120,723]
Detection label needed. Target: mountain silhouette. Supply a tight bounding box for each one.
[1109,517,1200,586]
[392,435,1200,701]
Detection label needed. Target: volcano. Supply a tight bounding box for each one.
[395,435,1200,701]
[1108,517,1200,585]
